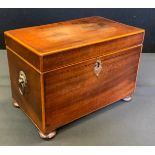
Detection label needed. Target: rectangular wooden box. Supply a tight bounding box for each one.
[4,16,145,139]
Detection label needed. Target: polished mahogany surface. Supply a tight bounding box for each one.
[5,16,144,56]
[5,16,145,135]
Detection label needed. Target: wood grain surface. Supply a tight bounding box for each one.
[4,16,144,56]
[42,33,144,72]
[44,46,142,133]
[5,36,41,71]
[7,49,43,131]
[5,16,145,135]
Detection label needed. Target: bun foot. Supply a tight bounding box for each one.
[13,99,20,108]
[39,130,56,139]
[122,96,132,102]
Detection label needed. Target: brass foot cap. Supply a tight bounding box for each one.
[122,96,132,102]
[39,130,56,139]
[13,99,20,108]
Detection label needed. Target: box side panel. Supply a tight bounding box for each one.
[5,34,41,71]
[44,46,142,133]
[43,32,144,72]
[7,49,43,130]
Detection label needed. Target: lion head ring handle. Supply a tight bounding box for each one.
[18,70,27,95]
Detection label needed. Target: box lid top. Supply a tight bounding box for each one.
[5,16,144,56]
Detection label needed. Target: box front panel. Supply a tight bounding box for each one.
[7,50,43,130]
[44,46,142,132]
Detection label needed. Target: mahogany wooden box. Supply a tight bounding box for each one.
[4,16,145,139]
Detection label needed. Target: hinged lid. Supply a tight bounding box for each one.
[5,16,144,73]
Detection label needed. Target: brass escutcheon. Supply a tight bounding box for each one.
[94,59,102,76]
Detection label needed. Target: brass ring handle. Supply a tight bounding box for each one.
[18,70,27,95]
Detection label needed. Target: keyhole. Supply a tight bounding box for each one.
[94,59,102,76]
[96,60,101,69]
[96,61,100,68]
